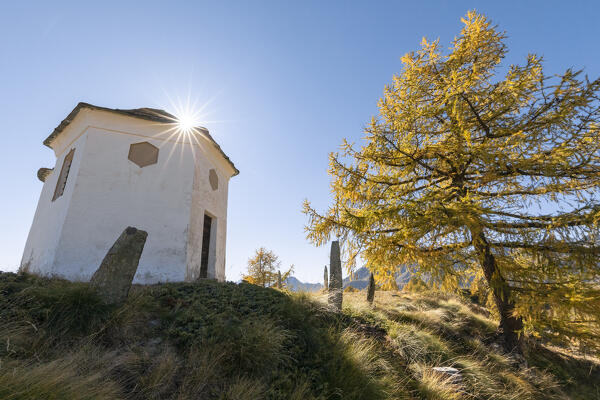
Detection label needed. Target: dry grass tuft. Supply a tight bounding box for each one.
[0,272,597,399]
[410,363,464,400]
[0,359,120,400]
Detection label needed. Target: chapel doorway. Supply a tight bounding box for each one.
[199,213,213,279]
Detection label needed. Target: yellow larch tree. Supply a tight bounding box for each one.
[243,247,294,288]
[303,11,600,353]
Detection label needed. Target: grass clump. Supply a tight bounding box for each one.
[0,358,120,400]
[0,271,598,399]
[0,273,113,358]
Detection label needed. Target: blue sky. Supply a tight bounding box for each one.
[1,1,598,283]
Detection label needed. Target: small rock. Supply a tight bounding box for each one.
[149,319,161,327]
[508,352,528,369]
[432,367,463,385]
[490,342,528,369]
[490,343,504,353]
[147,337,162,346]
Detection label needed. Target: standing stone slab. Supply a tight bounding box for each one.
[90,227,147,304]
[366,272,376,304]
[323,266,328,292]
[328,241,343,312]
[277,270,282,289]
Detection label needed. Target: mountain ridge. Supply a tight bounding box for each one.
[285,266,415,292]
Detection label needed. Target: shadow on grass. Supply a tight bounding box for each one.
[2,272,598,400]
[149,281,401,399]
[0,273,402,400]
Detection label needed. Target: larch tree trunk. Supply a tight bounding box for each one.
[471,229,523,353]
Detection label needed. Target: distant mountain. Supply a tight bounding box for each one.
[344,266,415,290]
[285,266,416,292]
[395,266,414,287]
[285,276,323,292]
[343,267,371,290]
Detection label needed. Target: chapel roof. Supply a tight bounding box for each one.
[44,102,239,176]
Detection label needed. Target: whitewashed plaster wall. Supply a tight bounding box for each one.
[20,108,234,283]
[20,133,88,276]
[186,152,230,281]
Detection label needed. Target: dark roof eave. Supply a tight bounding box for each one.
[44,102,239,176]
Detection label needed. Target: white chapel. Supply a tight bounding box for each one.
[20,102,238,283]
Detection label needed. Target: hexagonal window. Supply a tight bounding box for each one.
[209,169,219,191]
[128,142,159,167]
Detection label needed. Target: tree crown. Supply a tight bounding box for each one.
[304,11,600,352]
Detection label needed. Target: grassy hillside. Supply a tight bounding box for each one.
[0,272,598,400]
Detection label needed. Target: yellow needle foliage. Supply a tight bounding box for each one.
[303,11,600,354]
[243,247,294,288]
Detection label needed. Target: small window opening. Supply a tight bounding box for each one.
[199,213,213,278]
[52,148,75,201]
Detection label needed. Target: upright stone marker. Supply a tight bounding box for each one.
[366,272,376,304]
[323,265,328,292]
[90,227,147,305]
[277,270,282,289]
[328,241,343,312]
